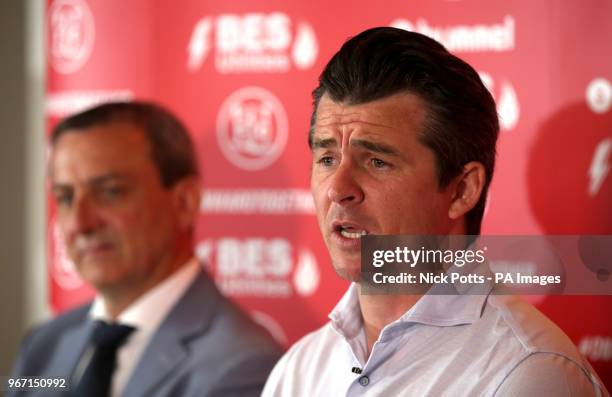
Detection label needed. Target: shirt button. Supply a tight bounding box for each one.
[358,376,370,386]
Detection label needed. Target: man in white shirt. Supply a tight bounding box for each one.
[262,27,609,396]
[11,101,281,396]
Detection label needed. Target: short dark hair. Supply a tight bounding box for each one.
[51,101,199,188]
[309,27,499,235]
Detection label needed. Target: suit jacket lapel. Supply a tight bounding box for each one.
[48,313,95,381]
[122,270,219,396]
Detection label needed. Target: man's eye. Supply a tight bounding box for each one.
[317,156,336,166]
[100,186,127,200]
[371,158,389,168]
[54,193,73,207]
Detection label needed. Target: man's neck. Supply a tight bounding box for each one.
[357,291,421,359]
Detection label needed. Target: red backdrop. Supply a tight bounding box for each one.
[45,0,612,385]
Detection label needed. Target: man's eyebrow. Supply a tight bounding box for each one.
[51,173,131,189]
[88,173,131,186]
[311,138,337,150]
[51,184,71,192]
[351,139,399,155]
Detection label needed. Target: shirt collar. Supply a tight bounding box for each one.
[329,280,491,339]
[328,283,363,340]
[90,257,201,332]
[401,290,489,326]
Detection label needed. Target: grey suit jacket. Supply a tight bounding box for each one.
[10,270,283,396]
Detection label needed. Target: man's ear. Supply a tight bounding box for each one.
[448,161,486,220]
[171,176,202,229]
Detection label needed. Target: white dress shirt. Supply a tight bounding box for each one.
[262,283,609,397]
[89,258,200,397]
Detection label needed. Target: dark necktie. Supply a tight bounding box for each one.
[74,321,136,397]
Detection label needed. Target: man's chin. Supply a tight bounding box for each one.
[75,261,121,287]
[332,264,362,282]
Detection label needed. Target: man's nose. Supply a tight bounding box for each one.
[64,195,102,235]
[327,161,364,205]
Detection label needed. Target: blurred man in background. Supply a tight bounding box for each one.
[11,101,281,397]
[262,27,609,396]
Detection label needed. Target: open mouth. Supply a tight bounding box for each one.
[335,224,368,239]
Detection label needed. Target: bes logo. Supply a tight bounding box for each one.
[217,87,288,171]
[187,13,318,73]
[48,0,95,74]
[197,238,321,299]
